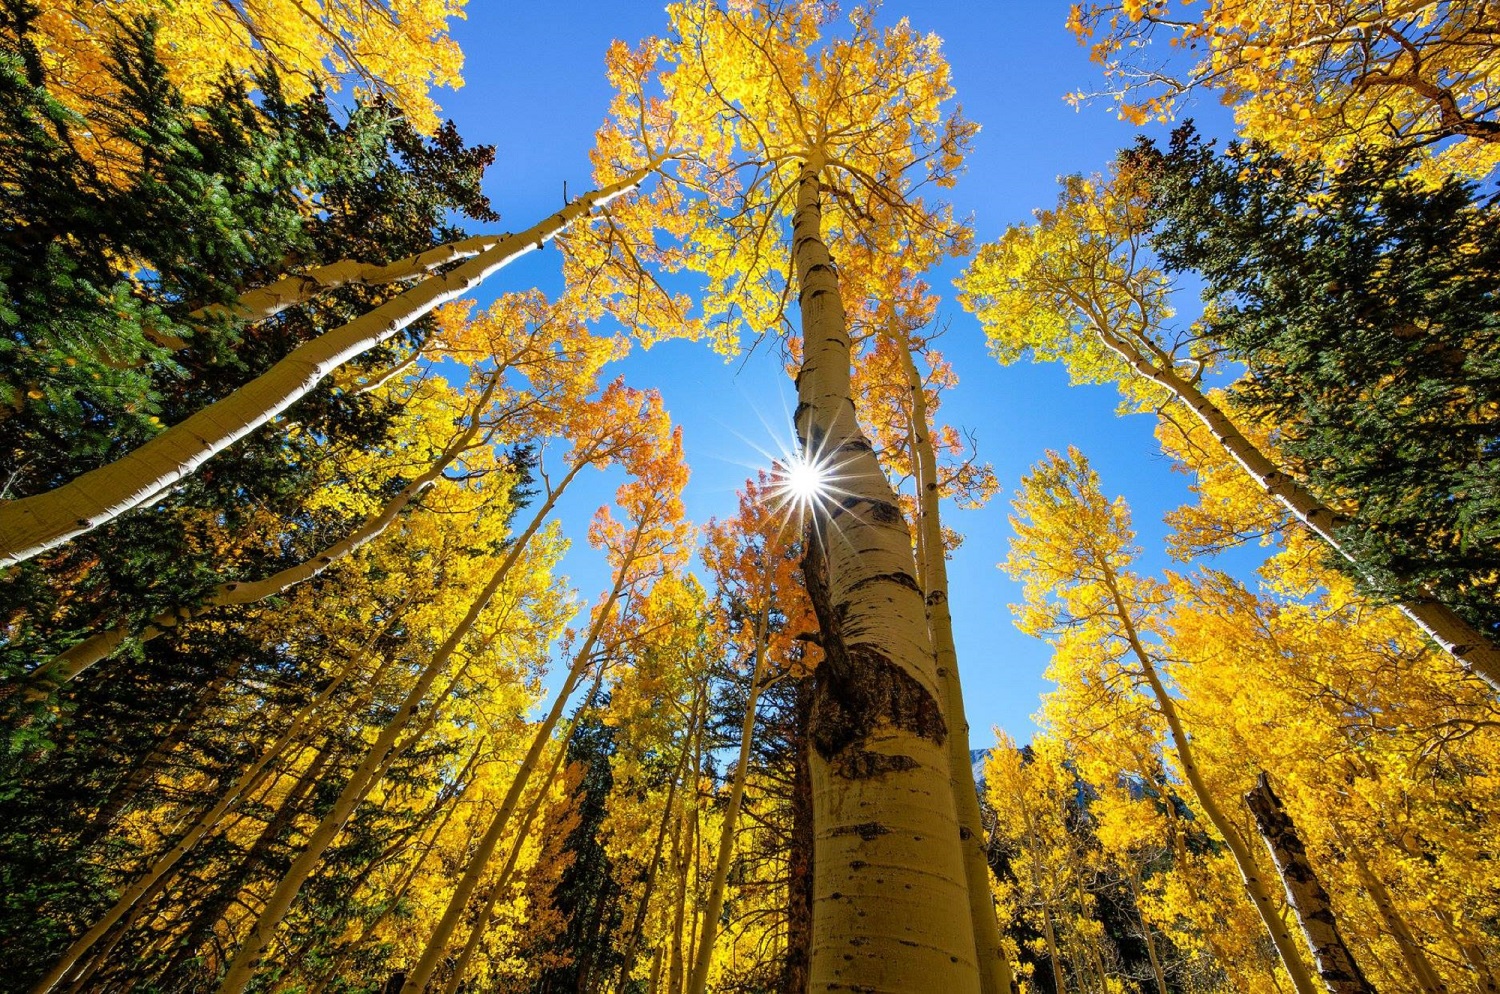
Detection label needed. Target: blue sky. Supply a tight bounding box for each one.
[427,2,1242,746]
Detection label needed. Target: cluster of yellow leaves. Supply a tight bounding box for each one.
[37,0,464,136]
[1068,1,1500,180]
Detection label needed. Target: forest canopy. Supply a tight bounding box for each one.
[2,2,1497,993]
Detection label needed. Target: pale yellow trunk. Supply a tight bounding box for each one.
[896,336,1018,994]
[440,682,598,994]
[214,465,575,994]
[26,375,502,696]
[1341,839,1446,993]
[1077,309,1500,690]
[0,163,659,566]
[399,550,636,994]
[792,157,978,994]
[1100,573,1318,994]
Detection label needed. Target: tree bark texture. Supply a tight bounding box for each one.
[792,156,979,994]
[1245,774,1376,994]
[0,162,659,566]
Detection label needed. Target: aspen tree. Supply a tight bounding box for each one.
[0,161,663,567]
[1005,448,1320,994]
[959,170,1500,691]
[583,5,981,987]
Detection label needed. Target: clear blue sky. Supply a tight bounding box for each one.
[426,2,1241,746]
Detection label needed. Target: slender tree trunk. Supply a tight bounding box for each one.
[791,155,978,993]
[781,675,814,994]
[1079,313,1500,690]
[440,690,596,994]
[1245,774,1375,994]
[25,374,502,697]
[1101,573,1318,994]
[214,471,572,994]
[399,527,643,994]
[896,335,1018,994]
[667,792,690,994]
[616,701,700,994]
[1126,867,1170,994]
[686,592,771,994]
[1341,840,1445,993]
[0,161,660,566]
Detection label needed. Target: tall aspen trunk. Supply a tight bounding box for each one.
[399,529,643,994]
[214,473,571,994]
[667,787,691,994]
[1101,574,1318,994]
[686,591,772,994]
[1341,840,1446,993]
[617,699,701,993]
[0,161,660,566]
[782,675,814,994]
[791,155,978,993]
[896,336,1018,994]
[441,679,601,994]
[25,374,502,697]
[1077,312,1500,690]
[1016,794,1068,994]
[1245,775,1375,994]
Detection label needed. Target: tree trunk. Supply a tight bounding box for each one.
[1341,839,1445,993]
[399,527,643,994]
[1245,774,1375,994]
[0,162,660,566]
[791,156,978,993]
[687,591,771,994]
[617,698,701,994]
[782,675,813,994]
[1102,571,1319,994]
[214,470,573,994]
[896,334,1018,994]
[1081,313,1500,691]
[25,373,502,697]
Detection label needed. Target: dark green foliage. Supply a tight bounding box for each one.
[1128,124,1500,639]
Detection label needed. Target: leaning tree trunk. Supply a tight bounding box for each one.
[897,334,1018,994]
[791,154,979,993]
[1103,572,1319,994]
[1081,311,1500,691]
[24,374,502,697]
[687,591,771,994]
[1339,833,1446,993]
[1245,774,1376,994]
[0,161,661,567]
[399,536,640,994]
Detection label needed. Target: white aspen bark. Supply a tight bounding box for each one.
[792,156,979,994]
[1245,774,1375,994]
[25,375,502,697]
[1081,315,1500,691]
[686,595,770,994]
[896,337,1019,994]
[215,458,580,994]
[0,162,660,566]
[1100,572,1319,994]
[192,235,504,330]
[399,528,643,994]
